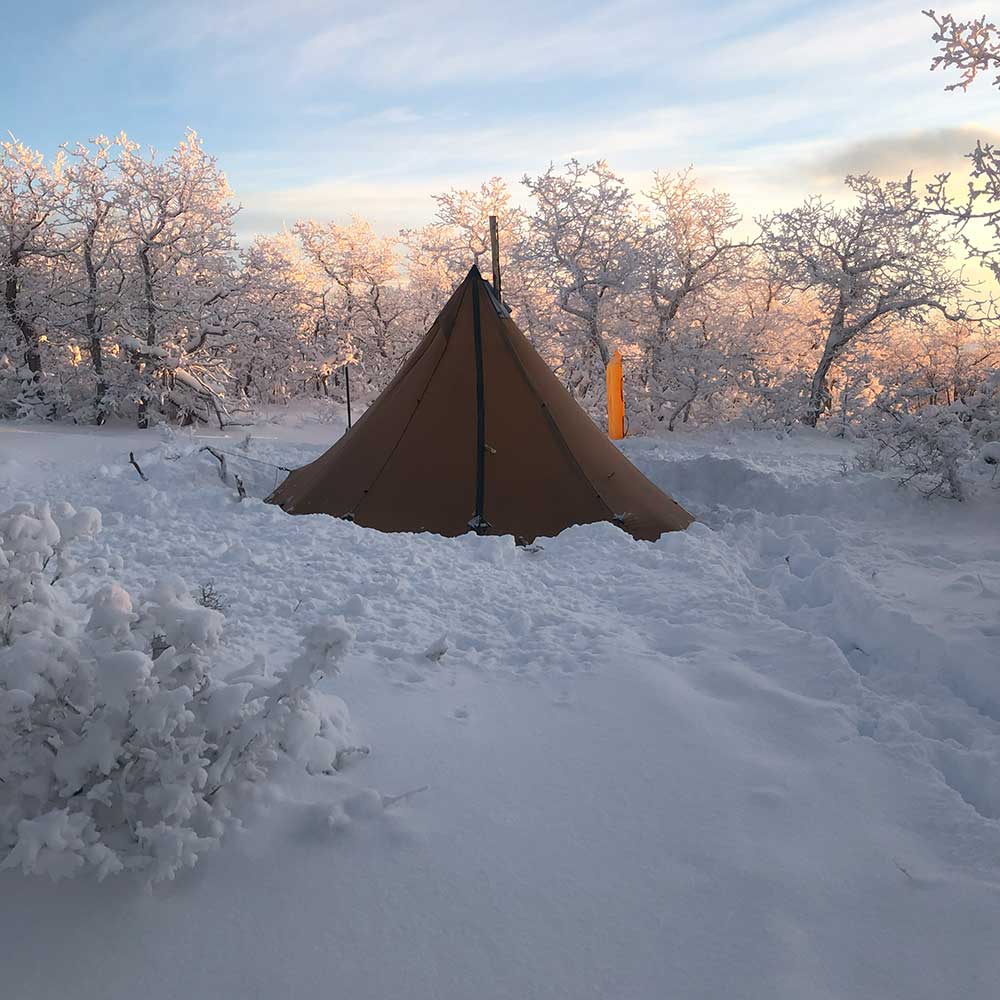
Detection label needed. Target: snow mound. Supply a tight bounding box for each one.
[640,451,916,522]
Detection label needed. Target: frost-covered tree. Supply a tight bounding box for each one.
[832,15,1000,488]
[56,136,133,423]
[405,177,525,276]
[1,117,993,439]
[926,8,1000,91]
[761,173,972,426]
[228,232,315,402]
[641,170,747,347]
[855,316,999,497]
[893,318,999,408]
[402,178,550,348]
[295,217,406,395]
[632,170,751,427]
[117,131,239,427]
[0,140,67,416]
[720,258,816,426]
[521,160,640,391]
[921,9,1000,288]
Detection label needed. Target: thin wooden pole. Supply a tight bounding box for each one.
[489,214,502,300]
[469,280,489,534]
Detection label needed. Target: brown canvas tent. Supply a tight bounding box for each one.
[267,266,693,542]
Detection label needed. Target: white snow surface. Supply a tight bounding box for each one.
[2,412,999,1000]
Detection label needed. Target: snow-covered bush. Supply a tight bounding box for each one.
[861,406,970,499]
[858,366,1000,499]
[0,501,355,882]
[963,370,1000,476]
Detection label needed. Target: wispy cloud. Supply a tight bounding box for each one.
[291,1,678,87]
[701,1,925,81]
[15,0,1000,239]
[72,0,324,52]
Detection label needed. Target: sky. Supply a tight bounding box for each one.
[4,0,999,242]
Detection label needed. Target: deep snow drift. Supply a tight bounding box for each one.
[1,413,999,1000]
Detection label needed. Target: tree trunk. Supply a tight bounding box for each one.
[136,246,156,428]
[88,335,106,424]
[802,318,853,427]
[805,355,836,427]
[804,299,852,428]
[591,316,610,366]
[82,235,107,424]
[3,261,47,410]
[667,395,695,432]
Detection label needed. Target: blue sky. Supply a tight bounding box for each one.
[5,0,998,240]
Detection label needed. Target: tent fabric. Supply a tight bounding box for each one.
[267,266,694,542]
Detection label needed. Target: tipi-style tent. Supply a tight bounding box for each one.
[267,266,693,542]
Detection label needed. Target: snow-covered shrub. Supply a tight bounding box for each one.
[859,367,1000,499]
[962,370,1000,479]
[865,406,970,499]
[0,502,355,882]
[195,580,228,612]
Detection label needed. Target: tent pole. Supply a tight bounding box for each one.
[489,214,502,301]
[344,364,352,430]
[470,279,489,534]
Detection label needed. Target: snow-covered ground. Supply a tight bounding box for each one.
[2,412,999,1000]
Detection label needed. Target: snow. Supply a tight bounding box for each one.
[2,413,999,999]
